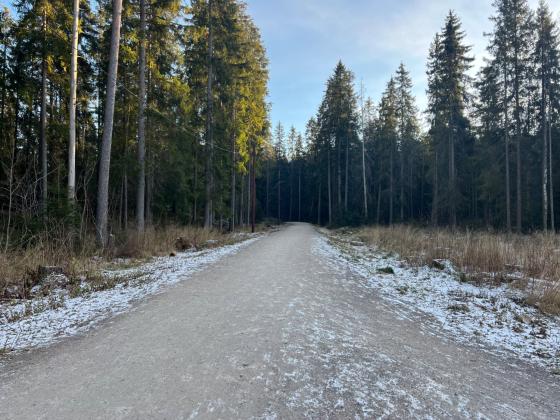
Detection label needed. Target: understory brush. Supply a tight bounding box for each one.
[354,225,560,315]
[0,224,255,300]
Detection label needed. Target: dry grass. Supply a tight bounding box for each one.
[355,225,560,315]
[0,225,252,299]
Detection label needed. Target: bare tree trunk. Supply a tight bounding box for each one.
[449,129,456,229]
[204,0,214,229]
[136,0,147,233]
[362,133,368,220]
[327,148,332,225]
[246,164,250,226]
[277,163,281,221]
[230,122,236,231]
[289,163,293,220]
[431,150,438,226]
[317,177,321,225]
[298,166,301,221]
[337,142,341,212]
[146,164,153,226]
[40,8,48,215]
[376,174,382,225]
[549,122,555,231]
[400,142,404,222]
[515,51,522,233]
[96,0,123,247]
[504,67,512,233]
[344,129,349,212]
[193,146,198,223]
[4,122,15,252]
[516,135,522,232]
[68,0,80,203]
[265,158,269,218]
[360,83,368,220]
[240,173,244,226]
[542,69,548,231]
[389,141,394,225]
[251,145,256,233]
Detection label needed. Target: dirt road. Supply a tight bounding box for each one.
[1,223,559,418]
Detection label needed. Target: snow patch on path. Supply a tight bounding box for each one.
[313,231,560,371]
[1,236,262,353]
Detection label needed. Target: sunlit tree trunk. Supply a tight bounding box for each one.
[204,0,214,229]
[96,0,123,246]
[68,0,80,203]
[136,0,147,233]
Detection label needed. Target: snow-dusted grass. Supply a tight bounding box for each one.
[357,225,560,315]
[313,230,560,371]
[0,235,261,353]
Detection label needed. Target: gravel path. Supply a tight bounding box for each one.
[1,223,559,419]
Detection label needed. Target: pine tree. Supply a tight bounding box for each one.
[427,11,474,228]
[488,0,534,232]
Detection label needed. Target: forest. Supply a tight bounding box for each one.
[1,0,560,260]
[263,1,560,233]
[0,0,268,252]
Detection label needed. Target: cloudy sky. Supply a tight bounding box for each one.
[245,0,559,133]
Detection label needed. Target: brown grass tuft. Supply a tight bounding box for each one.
[1,225,254,300]
[355,225,560,315]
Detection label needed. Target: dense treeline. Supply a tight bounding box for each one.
[0,0,269,248]
[261,1,560,232]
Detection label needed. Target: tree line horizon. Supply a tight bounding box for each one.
[0,0,559,254]
[261,1,560,233]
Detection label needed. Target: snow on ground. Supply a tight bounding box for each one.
[313,230,560,371]
[0,235,262,353]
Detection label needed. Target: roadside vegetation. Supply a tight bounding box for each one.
[353,225,560,315]
[0,225,258,302]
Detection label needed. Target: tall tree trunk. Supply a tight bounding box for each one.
[514,48,522,233]
[542,70,548,231]
[344,129,349,212]
[504,67,512,233]
[40,8,48,215]
[265,158,269,218]
[327,148,332,225]
[549,122,555,231]
[123,93,129,231]
[298,166,301,221]
[95,0,123,247]
[68,0,80,203]
[246,164,250,226]
[204,0,214,229]
[376,172,382,225]
[389,141,394,225]
[449,128,456,229]
[400,142,404,222]
[277,163,281,221]
[240,173,244,226]
[431,150,438,226]
[337,134,341,210]
[362,134,368,221]
[317,177,321,225]
[251,144,256,233]
[136,0,147,233]
[230,121,236,231]
[4,115,15,252]
[360,85,368,220]
[516,135,522,232]
[289,163,293,220]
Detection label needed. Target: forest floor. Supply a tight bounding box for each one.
[1,223,559,419]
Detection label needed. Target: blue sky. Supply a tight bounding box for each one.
[245,0,558,134]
